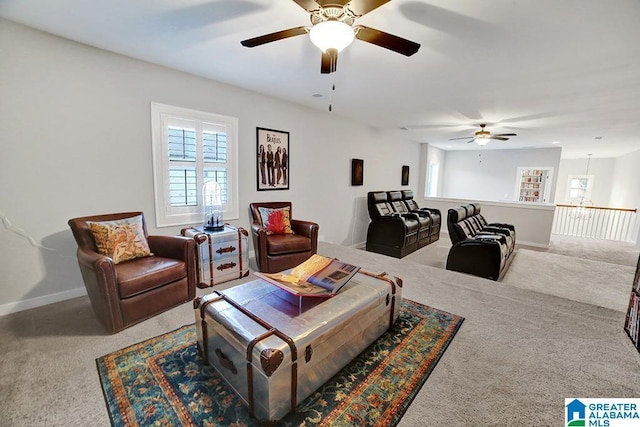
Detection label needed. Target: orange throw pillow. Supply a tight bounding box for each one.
[257,207,294,235]
[87,215,153,264]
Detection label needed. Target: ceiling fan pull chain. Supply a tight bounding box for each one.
[328,75,336,112]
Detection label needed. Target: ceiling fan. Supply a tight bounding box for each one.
[240,0,420,74]
[449,124,517,146]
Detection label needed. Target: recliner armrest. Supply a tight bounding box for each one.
[481,226,511,238]
[487,222,515,232]
[291,219,319,238]
[147,235,195,262]
[251,223,267,235]
[75,247,118,287]
[422,208,441,216]
[147,235,196,299]
[474,232,507,245]
[374,215,403,222]
[400,212,419,221]
[409,209,432,218]
[76,246,114,271]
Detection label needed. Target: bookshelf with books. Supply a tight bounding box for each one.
[624,253,640,352]
[517,168,546,203]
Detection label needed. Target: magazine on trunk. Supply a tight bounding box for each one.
[254,254,361,297]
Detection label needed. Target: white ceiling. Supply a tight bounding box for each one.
[2,0,640,158]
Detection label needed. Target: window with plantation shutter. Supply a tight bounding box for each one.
[151,103,238,227]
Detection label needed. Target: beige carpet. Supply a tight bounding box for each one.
[0,240,639,426]
[503,249,635,312]
[543,234,639,267]
[405,234,638,312]
[406,233,640,269]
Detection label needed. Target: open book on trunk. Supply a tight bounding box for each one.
[254,254,361,297]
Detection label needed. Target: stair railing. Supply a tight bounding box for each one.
[552,204,638,242]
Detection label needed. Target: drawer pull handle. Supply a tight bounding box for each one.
[215,348,237,375]
[216,245,237,255]
[217,262,237,271]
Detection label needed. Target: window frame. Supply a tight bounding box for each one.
[426,161,439,197]
[151,102,239,228]
[566,174,594,204]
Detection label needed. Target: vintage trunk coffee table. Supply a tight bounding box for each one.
[193,270,402,422]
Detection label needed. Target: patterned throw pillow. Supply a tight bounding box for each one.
[87,215,153,264]
[257,207,294,235]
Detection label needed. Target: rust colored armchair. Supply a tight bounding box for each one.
[68,212,197,333]
[249,202,319,273]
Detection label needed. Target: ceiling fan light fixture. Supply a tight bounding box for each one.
[475,137,490,146]
[309,20,354,53]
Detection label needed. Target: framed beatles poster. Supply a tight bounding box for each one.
[257,127,289,191]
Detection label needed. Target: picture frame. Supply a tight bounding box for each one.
[351,159,364,186]
[257,127,289,191]
[402,165,410,186]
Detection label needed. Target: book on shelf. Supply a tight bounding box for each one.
[254,254,361,297]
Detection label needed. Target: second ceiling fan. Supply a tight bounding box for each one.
[449,124,517,146]
[240,0,420,74]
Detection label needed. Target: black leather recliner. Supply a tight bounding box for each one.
[446,203,516,281]
[401,190,441,244]
[366,191,419,258]
[387,191,431,248]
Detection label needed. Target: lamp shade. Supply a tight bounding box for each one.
[475,137,490,146]
[309,20,355,52]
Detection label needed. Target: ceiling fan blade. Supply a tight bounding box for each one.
[292,0,322,12]
[354,26,420,56]
[449,136,474,140]
[241,26,308,47]
[321,48,338,74]
[492,133,517,137]
[346,0,392,17]
[490,136,509,141]
[466,139,476,144]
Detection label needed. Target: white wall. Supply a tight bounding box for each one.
[417,144,429,200]
[609,149,640,246]
[439,148,562,203]
[553,157,615,205]
[0,20,421,312]
[609,149,640,210]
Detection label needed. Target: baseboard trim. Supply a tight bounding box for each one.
[350,241,366,249]
[517,240,551,249]
[0,287,87,317]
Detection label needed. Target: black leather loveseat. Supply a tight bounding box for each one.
[446,203,516,281]
[366,191,441,258]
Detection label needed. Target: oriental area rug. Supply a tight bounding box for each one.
[96,299,464,427]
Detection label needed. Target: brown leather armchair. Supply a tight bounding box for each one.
[249,202,319,273]
[68,212,197,333]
